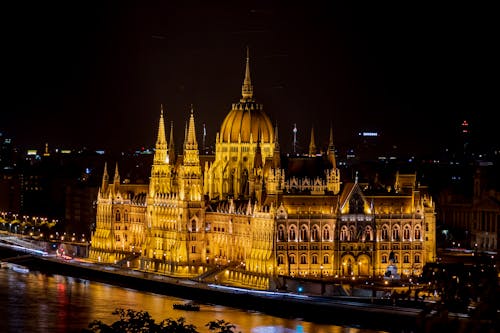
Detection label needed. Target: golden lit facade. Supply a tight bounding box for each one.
[88,162,147,264]
[89,50,436,290]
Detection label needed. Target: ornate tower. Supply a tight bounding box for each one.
[149,105,173,197]
[179,107,203,201]
[326,125,341,194]
[207,47,275,200]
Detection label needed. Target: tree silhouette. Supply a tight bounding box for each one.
[82,308,240,333]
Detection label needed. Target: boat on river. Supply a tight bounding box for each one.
[1,262,30,273]
[172,302,200,311]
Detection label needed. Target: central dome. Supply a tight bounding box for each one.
[220,103,273,143]
[219,48,273,143]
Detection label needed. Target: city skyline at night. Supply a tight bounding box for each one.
[1,3,495,157]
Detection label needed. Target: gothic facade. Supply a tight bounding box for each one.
[89,51,436,290]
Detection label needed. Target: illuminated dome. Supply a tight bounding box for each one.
[219,48,273,143]
[220,104,273,143]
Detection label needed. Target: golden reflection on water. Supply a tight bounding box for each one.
[0,270,387,333]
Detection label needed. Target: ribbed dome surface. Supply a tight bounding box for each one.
[220,105,273,143]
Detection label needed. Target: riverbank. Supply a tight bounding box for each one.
[0,244,493,332]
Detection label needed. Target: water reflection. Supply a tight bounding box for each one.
[0,269,385,333]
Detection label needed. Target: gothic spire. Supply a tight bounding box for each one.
[179,106,202,201]
[309,125,316,156]
[154,105,168,164]
[274,123,280,151]
[185,105,198,149]
[168,121,176,164]
[327,124,337,167]
[241,46,253,101]
[113,162,120,186]
[156,104,167,146]
[101,162,109,193]
[273,123,281,168]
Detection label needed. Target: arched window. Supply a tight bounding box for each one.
[115,210,121,222]
[340,226,349,241]
[323,226,330,241]
[392,225,400,241]
[278,226,285,241]
[382,225,389,240]
[311,225,319,241]
[289,226,296,241]
[364,226,373,241]
[403,225,411,240]
[403,254,409,263]
[124,210,128,222]
[349,226,356,241]
[323,255,329,264]
[300,225,308,242]
[312,255,318,264]
[415,254,420,263]
[382,255,387,263]
[300,255,307,264]
[191,220,197,232]
[414,225,421,240]
[289,254,296,264]
[277,255,284,265]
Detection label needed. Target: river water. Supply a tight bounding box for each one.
[0,268,387,333]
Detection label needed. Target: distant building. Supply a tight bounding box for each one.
[0,132,21,213]
[438,166,500,254]
[89,50,437,290]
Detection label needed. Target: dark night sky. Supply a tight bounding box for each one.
[1,2,496,156]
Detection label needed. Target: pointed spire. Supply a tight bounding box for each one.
[184,121,188,147]
[101,162,109,192]
[157,104,167,146]
[309,125,316,156]
[185,105,198,149]
[273,123,281,168]
[169,120,174,145]
[274,123,280,150]
[168,121,176,164]
[293,123,298,154]
[113,162,120,186]
[202,122,206,152]
[179,108,202,201]
[154,105,168,164]
[241,46,253,101]
[327,123,337,167]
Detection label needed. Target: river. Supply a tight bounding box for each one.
[0,268,387,333]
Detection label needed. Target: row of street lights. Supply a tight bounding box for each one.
[0,211,58,225]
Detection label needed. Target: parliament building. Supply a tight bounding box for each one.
[89,51,437,290]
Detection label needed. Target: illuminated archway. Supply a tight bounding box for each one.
[340,254,356,276]
[356,254,371,276]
